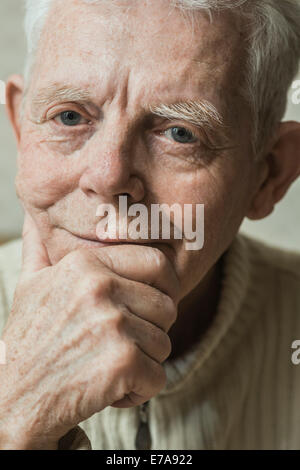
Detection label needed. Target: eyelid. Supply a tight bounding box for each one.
[46,103,94,122]
[155,124,226,153]
[170,125,197,137]
[157,124,200,144]
[53,111,91,126]
[154,119,200,135]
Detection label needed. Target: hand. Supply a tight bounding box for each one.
[0,213,179,449]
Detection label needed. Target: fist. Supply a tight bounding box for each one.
[0,213,179,449]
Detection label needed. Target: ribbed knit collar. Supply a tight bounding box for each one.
[159,232,252,396]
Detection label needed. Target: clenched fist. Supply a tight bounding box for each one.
[0,213,179,449]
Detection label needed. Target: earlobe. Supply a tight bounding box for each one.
[246,179,275,220]
[246,121,300,221]
[246,156,273,220]
[5,74,25,146]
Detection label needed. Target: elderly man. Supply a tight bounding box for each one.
[0,0,300,450]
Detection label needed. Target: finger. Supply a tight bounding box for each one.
[95,244,180,303]
[20,211,51,281]
[123,350,166,407]
[110,347,167,408]
[116,278,177,333]
[120,305,172,364]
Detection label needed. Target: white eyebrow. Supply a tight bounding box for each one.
[32,85,225,130]
[29,85,93,122]
[32,85,92,107]
[30,85,232,144]
[148,99,231,140]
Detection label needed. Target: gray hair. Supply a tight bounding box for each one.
[23,0,300,159]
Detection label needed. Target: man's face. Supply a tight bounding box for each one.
[15,0,256,300]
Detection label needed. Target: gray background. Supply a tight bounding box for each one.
[0,0,299,250]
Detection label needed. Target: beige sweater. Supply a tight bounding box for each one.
[0,233,300,450]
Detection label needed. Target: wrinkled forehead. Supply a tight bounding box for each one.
[29,0,247,122]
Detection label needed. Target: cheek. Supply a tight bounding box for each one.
[167,162,251,287]
[195,169,250,250]
[16,132,82,210]
[148,155,249,244]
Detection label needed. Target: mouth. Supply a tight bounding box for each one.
[72,232,127,246]
[64,229,176,262]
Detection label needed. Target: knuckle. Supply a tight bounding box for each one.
[165,333,172,356]
[118,339,140,369]
[80,273,116,299]
[164,295,178,328]
[160,332,172,361]
[151,292,177,332]
[151,247,167,270]
[95,248,114,271]
[109,307,127,334]
[77,275,99,299]
[96,275,117,297]
[148,289,165,313]
[63,248,91,267]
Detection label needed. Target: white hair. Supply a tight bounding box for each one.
[23,0,300,158]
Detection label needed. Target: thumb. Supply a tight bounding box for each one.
[20,211,51,281]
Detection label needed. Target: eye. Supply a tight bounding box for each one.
[55,110,87,127]
[164,127,198,144]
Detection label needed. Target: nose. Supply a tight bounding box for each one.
[79,140,145,204]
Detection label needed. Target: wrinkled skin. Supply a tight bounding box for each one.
[16,0,254,294]
[1,0,300,450]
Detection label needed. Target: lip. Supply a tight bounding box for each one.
[78,235,143,244]
[65,229,175,261]
[69,230,163,245]
[70,232,127,247]
[74,232,152,244]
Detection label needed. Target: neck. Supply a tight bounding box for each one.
[168,255,224,362]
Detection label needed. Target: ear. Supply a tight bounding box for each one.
[247,121,300,220]
[5,74,25,148]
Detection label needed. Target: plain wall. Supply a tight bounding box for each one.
[0,0,299,250]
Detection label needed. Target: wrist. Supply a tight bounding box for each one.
[0,427,58,450]
[0,406,59,450]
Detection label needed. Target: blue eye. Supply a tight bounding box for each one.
[165,127,197,144]
[59,111,82,126]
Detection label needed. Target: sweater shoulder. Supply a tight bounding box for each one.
[239,232,300,282]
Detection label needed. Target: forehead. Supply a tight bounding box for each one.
[31,0,245,118]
